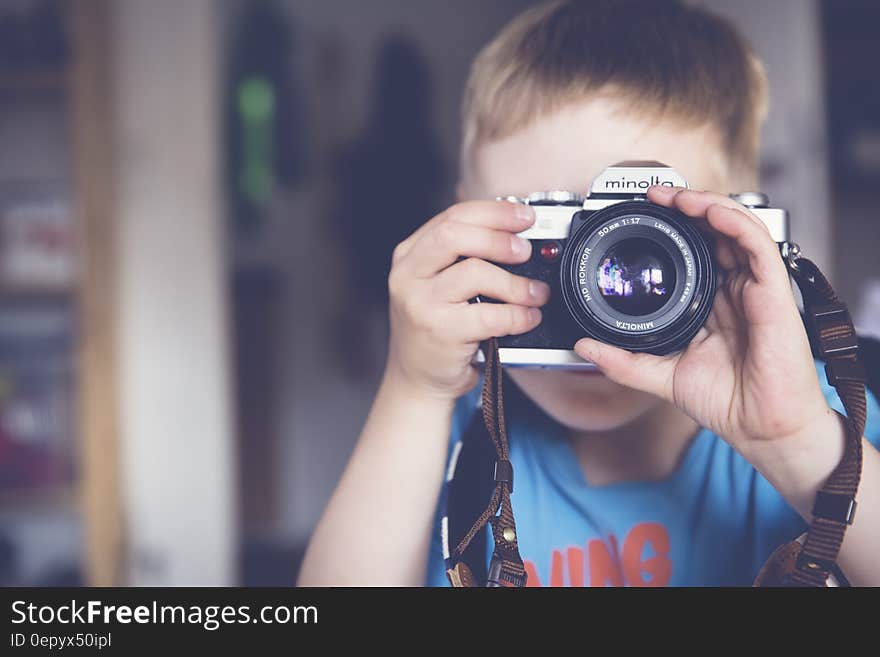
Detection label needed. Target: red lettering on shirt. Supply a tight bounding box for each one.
[522,522,671,587]
[588,537,624,587]
[549,549,564,587]
[622,522,671,587]
[524,560,542,587]
[567,547,585,587]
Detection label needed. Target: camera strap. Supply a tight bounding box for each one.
[447,247,866,588]
[754,250,866,586]
[445,336,527,587]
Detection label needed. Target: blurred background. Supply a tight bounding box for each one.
[0,0,877,586]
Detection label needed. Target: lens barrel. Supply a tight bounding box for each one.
[560,201,715,355]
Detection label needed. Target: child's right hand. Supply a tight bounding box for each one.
[386,200,551,400]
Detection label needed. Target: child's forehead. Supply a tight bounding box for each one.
[468,98,730,200]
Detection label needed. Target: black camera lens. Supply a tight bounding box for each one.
[560,201,715,355]
[596,237,677,317]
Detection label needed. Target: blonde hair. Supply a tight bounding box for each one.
[461,0,768,183]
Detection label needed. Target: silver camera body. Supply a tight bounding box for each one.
[477,161,790,369]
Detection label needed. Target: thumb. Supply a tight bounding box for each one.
[574,338,676,401]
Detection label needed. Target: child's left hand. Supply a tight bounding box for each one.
[574,186,844,483]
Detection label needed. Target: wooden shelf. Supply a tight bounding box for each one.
[0,68,67,93]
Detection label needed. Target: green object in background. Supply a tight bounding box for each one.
[237,77,276,211]
[226,1,305,233]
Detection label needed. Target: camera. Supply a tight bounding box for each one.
[477,161,789,369]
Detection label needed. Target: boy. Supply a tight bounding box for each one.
[299,0,880,586]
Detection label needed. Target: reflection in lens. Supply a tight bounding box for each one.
[597,237,676,316]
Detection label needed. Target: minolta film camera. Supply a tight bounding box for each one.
[479,161,789,368]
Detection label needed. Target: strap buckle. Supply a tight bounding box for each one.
[487,554,527,587]
[825,359,867,386]
[795,551,836,577]
[494,459,513,493]
[806,303,859,359]
[812,491,857,525]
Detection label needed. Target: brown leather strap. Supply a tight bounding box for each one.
[446,337,527,587]
[768,255,866,586]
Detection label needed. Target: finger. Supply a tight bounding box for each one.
[393,200,535,264]
[707,277,746,334]
[405,222,532,279]
[449,303,542,343]
[647,187,769,233]
[714,235,742,271]
[433,257,551,305]
[645,184,687,206]
[648,187,783,286]
[703,204,788,287]
[573,338,676,401]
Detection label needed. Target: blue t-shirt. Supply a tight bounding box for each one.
[426,362,880,586]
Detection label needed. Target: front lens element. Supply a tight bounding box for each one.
[596,237,676,316]
[560,201,716,355]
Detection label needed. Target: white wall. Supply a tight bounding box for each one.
[113,0,237,585]
[702,0,832,272]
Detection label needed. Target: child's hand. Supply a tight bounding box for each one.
[386,201,550,399]
[574,187,843,471]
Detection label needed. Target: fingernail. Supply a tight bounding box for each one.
[528,307,541,323]
[514,204,535,225]
[511,235,531,257]
[529,280,550,300]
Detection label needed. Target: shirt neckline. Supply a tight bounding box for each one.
[514,408,714,495]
